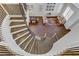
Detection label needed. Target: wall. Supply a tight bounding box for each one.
[27,3,64,16]
[27,3,44,16]
[52,20,79,55]
[59,3,79,29]
[51,3,79,55]
[2,4,22,15]
[52,3,64,16]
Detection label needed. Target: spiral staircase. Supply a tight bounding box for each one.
[0,3,69,56]
[9,16,57,54]
[1,3,79,56]
[0,3,58,55]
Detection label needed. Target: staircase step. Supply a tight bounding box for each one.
[10,22,25,26]
[25,38,34,53]
[24,37,33,50]
[0,49,9,51]
[61,50,79,55]
[63,52,79,54]
[10,17,24,20]
[0,53,13,55]
[12,28,28,35]
[18,34,31,46]
[61,53,79,55]
[20,36,33,49]
[10,24,26,28]
[29,39,36,53]
[15,31,30,44]
[0,45,14,56]
[11,26,26,32]
[12,30,28,39]
[36,38,53,54]
[0,47,8,50]
[0,51,10,53]
[15,31,29,40]
[34,40,38,54]
[0,47,8,51]
[10,19,24,22]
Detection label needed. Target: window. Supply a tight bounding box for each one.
[63,7,70,17]
[63,7,74,21]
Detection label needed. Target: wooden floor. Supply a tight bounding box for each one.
[29,17,70,40]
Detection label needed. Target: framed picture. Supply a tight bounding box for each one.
[46,3,56,11]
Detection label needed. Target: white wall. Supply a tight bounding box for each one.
[53,3,64,16]
[27,3,64,16]
[51,4,79,55]
[27,3,43,16]
[52,19,79,55]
